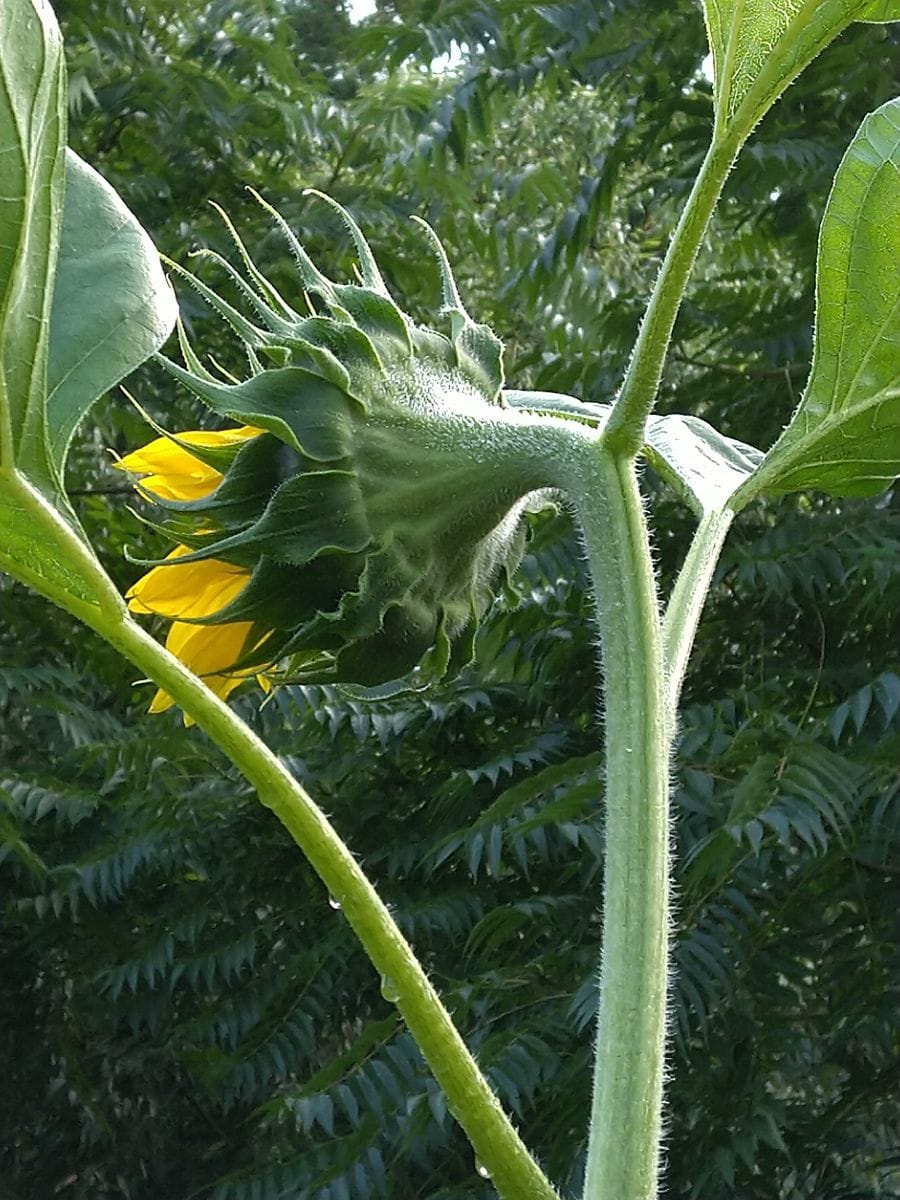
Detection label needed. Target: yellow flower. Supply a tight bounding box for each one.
[149,617,270,716]
[126,548,269,715]
[127,546,251,620]
[124,194,559,697]
[119,425,272,715]
[126,549,271,715]
[116,426,260,500]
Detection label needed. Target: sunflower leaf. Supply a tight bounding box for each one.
[732,98,900,506]
[701,0,898,141]
[0,0,65,494]
[0,472,105,612]
[858,0,900,18]
[46,151,177,478]
[644,414,763,516]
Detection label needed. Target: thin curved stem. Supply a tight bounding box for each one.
[662,506,735,712]
[7,479,560,1200]
[0,468,123,624]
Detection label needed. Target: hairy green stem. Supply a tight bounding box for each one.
[8,475,559,1200]
[662,506,735,712]
[569,444,672,1200]
[604,137,738,457]
[573,130,746,1193]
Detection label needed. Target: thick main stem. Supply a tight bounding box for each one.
[571,445,673,1200]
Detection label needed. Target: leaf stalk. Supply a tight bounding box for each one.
[662,505,735,712]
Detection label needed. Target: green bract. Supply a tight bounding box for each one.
[144,192,569,689]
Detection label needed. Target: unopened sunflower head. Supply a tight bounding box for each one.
[119,190,554,707]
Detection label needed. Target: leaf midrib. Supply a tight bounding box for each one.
[735,382,900,502]
[827,107,900,418]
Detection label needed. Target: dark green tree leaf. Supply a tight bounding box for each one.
[733,98,900,504]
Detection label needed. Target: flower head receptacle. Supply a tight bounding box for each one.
[120,192,589,713]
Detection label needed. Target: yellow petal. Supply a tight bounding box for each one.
[148,619,267,716]
[127,549,251,620]
[148,687,177,715]
[116,426,260,501]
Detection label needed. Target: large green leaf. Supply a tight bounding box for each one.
[702,0,896,140]
[46,151,177,477]
[0,0,65,492]
[504,389,610,427]
[733,99,900,506]
[644,414,763,516]
[505,392,763,516]
[858,0,900,18]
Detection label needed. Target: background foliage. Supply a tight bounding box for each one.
[2,2,899,1197]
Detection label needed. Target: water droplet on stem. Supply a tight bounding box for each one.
[380,975,400,1003]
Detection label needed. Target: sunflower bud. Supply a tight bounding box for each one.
[120,192,584,708]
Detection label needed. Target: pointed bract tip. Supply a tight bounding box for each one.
[303,188,389,295]
[410,214,467,315]
[246,186,333,295]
